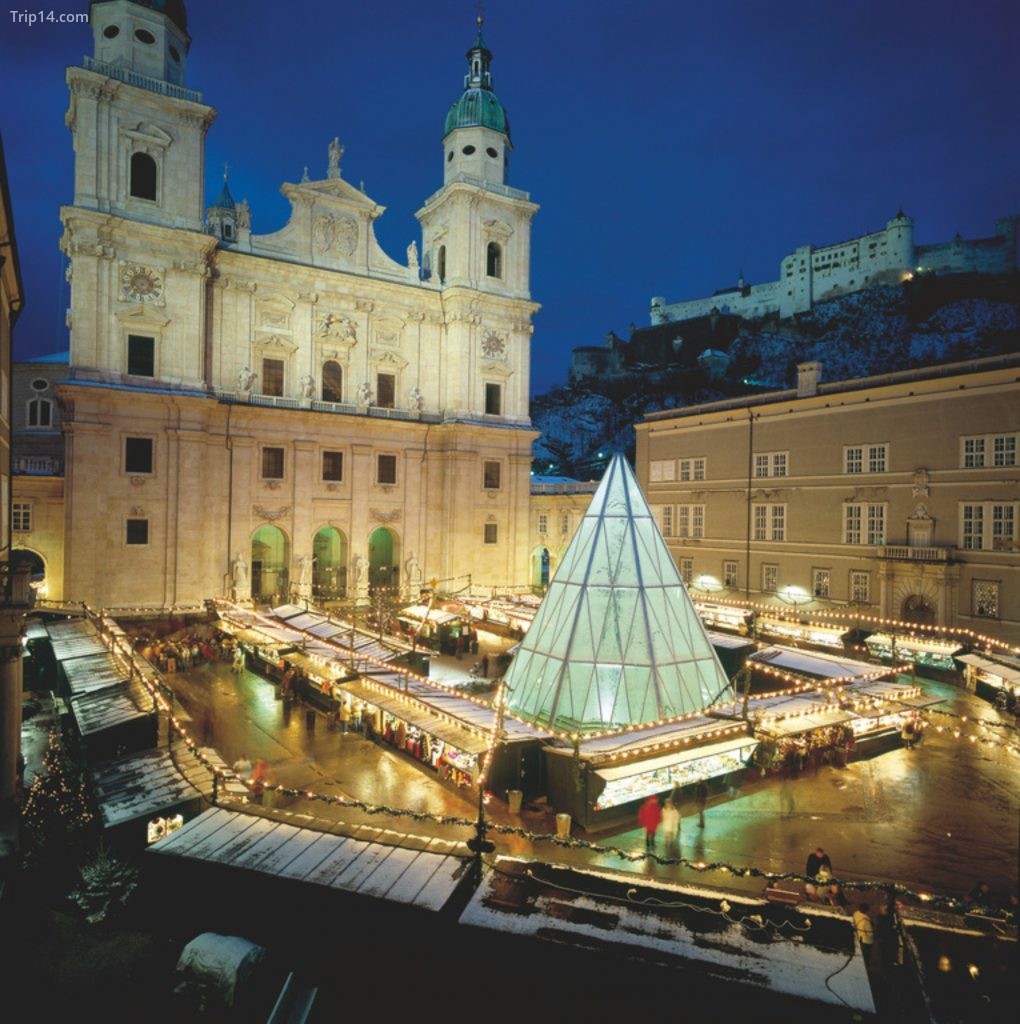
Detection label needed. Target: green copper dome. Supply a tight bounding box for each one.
[443,21,510,141]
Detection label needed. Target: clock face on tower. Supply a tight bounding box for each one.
[482,333,506,358]
[121,264,163,303]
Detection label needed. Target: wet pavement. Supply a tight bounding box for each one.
[162,659,1019,908]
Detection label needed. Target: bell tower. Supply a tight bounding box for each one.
[417,17,537,300]
[67,0,214,230]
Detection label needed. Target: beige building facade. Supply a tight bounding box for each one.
[528,478,599,590]
[56,2,538,609]
[635,355,1020,645]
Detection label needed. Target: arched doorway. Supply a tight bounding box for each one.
[901,594,936,625]
[251,525,289,603]
[312,526,347,599]
[11,549,46,596]
[532,547,550,590]
[368,527,399,593]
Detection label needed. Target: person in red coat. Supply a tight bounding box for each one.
[638,795,663,853]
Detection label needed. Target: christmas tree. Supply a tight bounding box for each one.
[20,728,96,867]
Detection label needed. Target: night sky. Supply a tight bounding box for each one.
[3,0,1017,393]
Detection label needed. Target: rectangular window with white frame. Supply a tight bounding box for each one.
[844,444,888,473]
[960,432,1017,468]
[12,502,31,532]
[678,457,706,482]
[680,558,693,585]
[812,567,830,599]
[752,503,785,541]
[660,505,674,537]
[537,513,548,534]
[677,504,704,539]
[649,459,676,483]
[961,501,1017,550]
[761,563,778,593]
[754,451,788,478]
[850,570,870,604]
[844,503,884,545]
[972,580,999,618]
[723,560,738,589]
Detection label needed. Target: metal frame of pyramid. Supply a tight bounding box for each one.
[503,454,734,734]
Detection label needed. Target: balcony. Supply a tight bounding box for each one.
[12,455,63,476]
[879,545,952,562]
[83,57,204,104]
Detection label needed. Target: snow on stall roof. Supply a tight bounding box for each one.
[460,858,874,1015]
[91,748,203,828]
[69,676,154,735]
[749,646,879,680]
[148,807,471,912]
[955,653,1020,685]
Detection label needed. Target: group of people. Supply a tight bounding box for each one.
[135,629,242,675]
[637,781,709,853]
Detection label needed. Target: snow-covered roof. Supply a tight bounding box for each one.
[503,454,734,733]
[149,807,471,912]
[91,747,204,828]
[955,653,1020,685]
[749,646,879,681]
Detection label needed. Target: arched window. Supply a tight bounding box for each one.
[27,398,53,429]
[486,241,502,279]
[130,152,157,200]
[321,360,343,403]
[437,245,446,284]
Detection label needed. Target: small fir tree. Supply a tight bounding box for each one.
[68,843,139,924]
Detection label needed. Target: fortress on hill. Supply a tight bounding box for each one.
[650,211,1018,325]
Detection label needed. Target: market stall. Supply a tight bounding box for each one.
[396,605,464,654]
[706,631,756,678]
[755,617,852,652]
[543,717,758,831]
[840,679,946,754]
[863,633,964,681]
[954,653,1020,707]
[693,601,753,635]
[747,645,891,689]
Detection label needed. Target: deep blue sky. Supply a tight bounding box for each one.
[3,0,1018,393]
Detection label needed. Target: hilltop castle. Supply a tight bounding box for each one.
[650,211,1018,325]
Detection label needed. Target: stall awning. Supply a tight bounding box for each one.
[62,651,129,695]
[91,748,203,829]
[400,605,460,625]
[865,633,963,656]
[750,646,880,681]
[843,681,946,710]
[343,680,490,755]
[758,708,855,737]
[955,654,1020,686]
[594,736,759,783]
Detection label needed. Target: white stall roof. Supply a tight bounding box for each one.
[70,677,153,736]
[46,618,97,641]
[400,605,461,625]
[955,654,1020,686]
[91,748,203,829]
[707,631,756,650]
[750,646,879,681]
[50,633,110,662]
[148,807,470,912]
[270,604,307,620]
[842,681,946,710]
[61,651,129,695]
[595,736,760,782]
[758,709,855,737]
[865,633,963,655]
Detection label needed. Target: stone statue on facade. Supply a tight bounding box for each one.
[327,137,344,179]
[406,240,419,270]
[237,365,257,392]
[236,199,251,230]
[408,386,424,411]
[356,381,373,405]
[299,374,316,400]
[405,552,423,591]
[232,552,250,602]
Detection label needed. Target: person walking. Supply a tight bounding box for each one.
[338,701,351,735]
[805,846,833,901]
[638,794,663,854]
[853,903,875,964]
[695,780,708,828]
[661,797,681,856]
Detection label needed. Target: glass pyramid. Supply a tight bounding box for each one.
[503,454,734,733]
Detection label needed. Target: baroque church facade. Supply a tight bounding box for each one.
[56,1,539,608]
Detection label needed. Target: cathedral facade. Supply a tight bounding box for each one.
[56,1,539,608]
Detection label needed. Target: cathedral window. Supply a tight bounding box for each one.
[126,518,149,546]
[12,503,32,532]
[27,397,52,429]
[261,447,285,480]
[483,461,501,490]
[484,382,502,416]
[129,152,157,201]
[484,523,498,544]
[377,454,397,485]
[437,246,446,284]
[486,242,502,278]
[321,361,343,403]
[124,437,154,475]
[127,334,155,377]
[262,358,284,397]
[134,28,155,44]
[376,373,395,409]
[322,451,343,482]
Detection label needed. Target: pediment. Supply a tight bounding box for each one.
[370,349,409,370]
[120,122,173,148]
[115,304,171,328]
[480,360,514,380]
[283,178,382,216]
[254,334,299,355]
